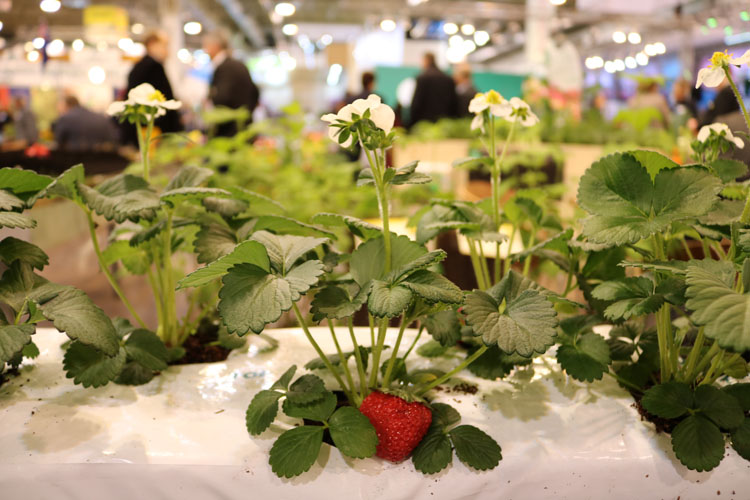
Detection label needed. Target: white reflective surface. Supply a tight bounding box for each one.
[0,327,747,499]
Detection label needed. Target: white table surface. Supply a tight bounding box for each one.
[0,327,747,500]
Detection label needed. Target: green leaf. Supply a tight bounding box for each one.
[0,167,51,202]
[730,418,750,460]
[160,186,232,207]
[253,215,336,239]
[0,189,24,211]
[387,250,447,282]
[0,212,35,229]
[35,287,120,356]
[309,284,368,322]
[192,222,237,263]
[577,153,722,246]
[723,384,750,412]
[283,390,337,422]
[556,332,611,382]
[251,230,328,273]
[592,277,663,321]
[630,150,680,179]
[311,213,382,240]
[0,324,34,364]
[219,260,323,335]
[124,329,168,371]
[686,266,750,352]
[0,237,48,269]
[368,280,413,317]
[641,382,693,419]
[63,342,126,388]
[329,406,379,459]
[227,186,286,213]
[30,164,84,203]
[22,341,40,359]
[709,158,748,183]
[202,196,248,217]
[269,426,324,478]
[286,374,328,405]
[178,240,270,289]
[401,270,463,305]
[246,390,283,435]
[417,340,449,358]
[430,402,461,429]
[270,365,297,391]
[671,414,725,472]
[449,425,502,471]
[466,345,529,379]
[217,325,247,349]
[412,427,453,474]
[165,165,213,190]
[390,161,432,185]
[464,289,557,357]
[694,385,744,430]
[422,310,461,347]
[116,361,156,385]
[78,180,160,223]
[350,235,427,287]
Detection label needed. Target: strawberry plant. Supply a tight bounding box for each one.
[182,94,515,477]
[551,50,750,472]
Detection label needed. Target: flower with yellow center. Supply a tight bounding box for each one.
[696,49,750,89]
[468,90,512,131]
[107,83,182,118]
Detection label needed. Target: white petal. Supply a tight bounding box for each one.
[730,49,750,66]
[733,137,745,149]
[107,101,127,116]
[160,100,182,110]
[337,104,355,122]
[350,98,370,116]
[696,67,725,88]
[489,102,512,118]
[470,114,484,131]
[365,94,382,106]
[128,83,157,103]
[521,111,540,127]
[370,104,395,134]
[697,125,711,142]
[468,95,488,114]
[321,113,338,124]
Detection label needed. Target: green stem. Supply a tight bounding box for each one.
[604,370,643,393]
[382,314,410,387]
[680,236,695,260]
[681,326,705,383]
[699,351,724,385]
[136,120,153,182]
[651,233,673,382]
[162,210,178,346]
[368,314,375,347]
[291,302,352,400]
[347,317,368,398]
[416,344,488,396]
[503,225,517,278]
[493,241,502,285]
[84,208,147,329]
[369,318,389,388]
[693,341,721,380]
[522,232,536,277]
[476,240,492,289]
[723,68,750,224]
[402,325,424,360]
[328,320,358,402]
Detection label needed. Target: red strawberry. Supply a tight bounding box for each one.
[359,391,432,462]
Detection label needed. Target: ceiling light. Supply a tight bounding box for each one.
[46,38,64,56]
[27,50,40,62]
[183,21,202,35]
[461,24,475,35]
[644,43,657,56]
[474,30,490,46]
[320,34,333,45]
[117,37,134,51]
[449,34,463,46]
[550,0,566,5]
[275,2,295,17]
[604,61,615,73]
[446,45,465,63]
[636,52,649,65]
[177,48,192,63]
[463,39,476,53]
[131,23,144,35]
[32,37,45,49]
[613,59,625,71]
[39,0,61,13]
[380,19,396,32]
[612,31,626,43]
[585,56,603,69]
[24,42,34,52]
[72,39,84,51]
[88,65,106,84]
[0,21,3,32]
[282,23,298,36]
[653,42,665,54]
[627,32,641,44]
[443,22,458,35]
[625,56,637,69]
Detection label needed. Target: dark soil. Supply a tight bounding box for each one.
[170,319,231,365]
[632,392,678,434]
[432,382,479,395]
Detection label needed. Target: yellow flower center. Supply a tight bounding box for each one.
[485,90,504,105]
[148,90,166,102]
[710,51,732,68]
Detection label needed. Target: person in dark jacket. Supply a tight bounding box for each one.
[203,32,260,137]
[54,95,119,151]
[409,53,459,127]
[700,76,739,127]
[454,66,478,117]
[121,30,183,145]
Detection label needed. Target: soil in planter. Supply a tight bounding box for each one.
[170,318,231,365]
[631,390,678,434]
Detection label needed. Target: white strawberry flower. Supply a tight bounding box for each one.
[322,94,395,147]
[696,50,750,89]
[468,90,511,118]
[697,122,744,148]
[107,83,182,119]
[507,97,539,127]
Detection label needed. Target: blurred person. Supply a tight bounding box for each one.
[628,78,671,128]
[12,96,38,145]
[54,95,119,151]
[203,31,260,137]
[700,76,739,127]
[350,71,377,102]
[454,65,477,117]
[409,52,458,126]
[672,78,698,133]
[122,30,183,145]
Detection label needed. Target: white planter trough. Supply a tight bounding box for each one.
[0,327,747,499]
